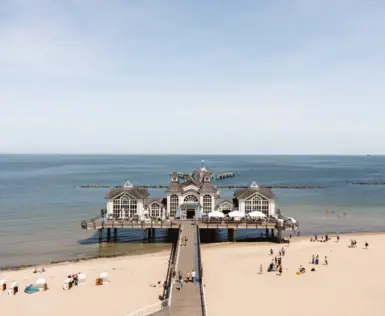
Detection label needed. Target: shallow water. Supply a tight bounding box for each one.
[0,154,384,268]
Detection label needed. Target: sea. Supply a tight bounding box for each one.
[0,154,385,269]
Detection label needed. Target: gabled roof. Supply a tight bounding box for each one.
[167,182,183,193]
[215,198,234,207]
[199,183,217,194]
[145,198,167,207]
[234,187,275,200]
[107,187,150,199]
[181,179,200,189]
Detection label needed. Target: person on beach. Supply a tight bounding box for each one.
[178,271,182,281]
[325,256,328,265]
[315,254,319,265]
[337,235,340,242]
[186,272,190,282]
[365,241,369,249]
[282,247,285,256]
[312,254,315,264]
[270,248,274,255]
[274,256,278,265]
[260,264,263,274]
[278,265,283,275]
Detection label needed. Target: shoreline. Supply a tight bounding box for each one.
[2,230,384,272]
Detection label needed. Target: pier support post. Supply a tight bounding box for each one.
[107,228,111,242]
[151,228,156,242]
[98,229,103,243]
[211,229,216,242]
[114,228,118,242]
[147,228,152,242]
[265,228,269,239]
[228,228,236,242]
[271,228,275,238]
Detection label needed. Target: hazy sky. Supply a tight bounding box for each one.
[1,1,385,154]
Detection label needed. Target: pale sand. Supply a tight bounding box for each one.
[203,234,385,316]
[0,251,169,316]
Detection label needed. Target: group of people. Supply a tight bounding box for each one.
[349,239,369,249]
[177,269,196,289]
[260,246,286,276]
[310,235,330,242]
[311,254,327,265]
[181,236,188,246]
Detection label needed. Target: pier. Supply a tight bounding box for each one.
[215,172,236,180]
[78,184,327,189]
[349,181,385,185]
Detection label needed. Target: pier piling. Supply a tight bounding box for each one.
[114,228,118,242]
[98,229,103,243]
[228,228,236,242]
[106,228,111,242]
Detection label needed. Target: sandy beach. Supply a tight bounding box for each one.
[203,233,385,316]
[0,251,169,316]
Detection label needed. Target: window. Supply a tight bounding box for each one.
[112,195,137,218]
[151,203,160,217]
[203,195,212,213]
[219,203,232,213]
[184,195,198,203]
[113,199,120,218]
[245,195,269,215]
[170,195,179,218]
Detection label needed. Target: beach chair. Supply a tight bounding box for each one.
[35,278,48,291]
[1,279,6,292]
[78,274,86,285]
[99,272,109,284]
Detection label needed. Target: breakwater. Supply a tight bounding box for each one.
[78,184,327,189]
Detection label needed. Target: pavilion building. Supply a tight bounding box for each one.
[105,164,277,220]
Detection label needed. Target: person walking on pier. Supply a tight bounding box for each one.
[191,269,196,283]
[178,271,183,289]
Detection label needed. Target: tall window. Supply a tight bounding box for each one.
[151,203,160,217]
[245,195,269,215]
[184,195,198,203]
[113,195,137,218]
[170,195,179,218]
[203,195,212,213]
[113,199,121,218]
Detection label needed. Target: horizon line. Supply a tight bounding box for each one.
[0,152,382,156]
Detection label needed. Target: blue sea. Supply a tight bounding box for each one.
[1,154,385,269]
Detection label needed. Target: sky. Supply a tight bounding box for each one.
[0,0,385,155]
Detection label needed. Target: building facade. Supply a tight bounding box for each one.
[105,166,277,220]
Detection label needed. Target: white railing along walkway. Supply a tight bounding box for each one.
[126,299,170,316]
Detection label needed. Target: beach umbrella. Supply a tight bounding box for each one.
[228,211,244,218]
[248,211,267,218]
[208,211,224,218]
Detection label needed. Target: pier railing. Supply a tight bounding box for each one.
[196,224,208,316]
[125,298,170,316]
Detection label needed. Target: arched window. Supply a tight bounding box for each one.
[203,195,212,213]
[245,195,269,214]
[170,195,179,218]
[184,195,198,203]
[112,195,137,218]
[151,203,160,217]
[219,203,232,213]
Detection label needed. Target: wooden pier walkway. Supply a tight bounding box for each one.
[153,222,204,316]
